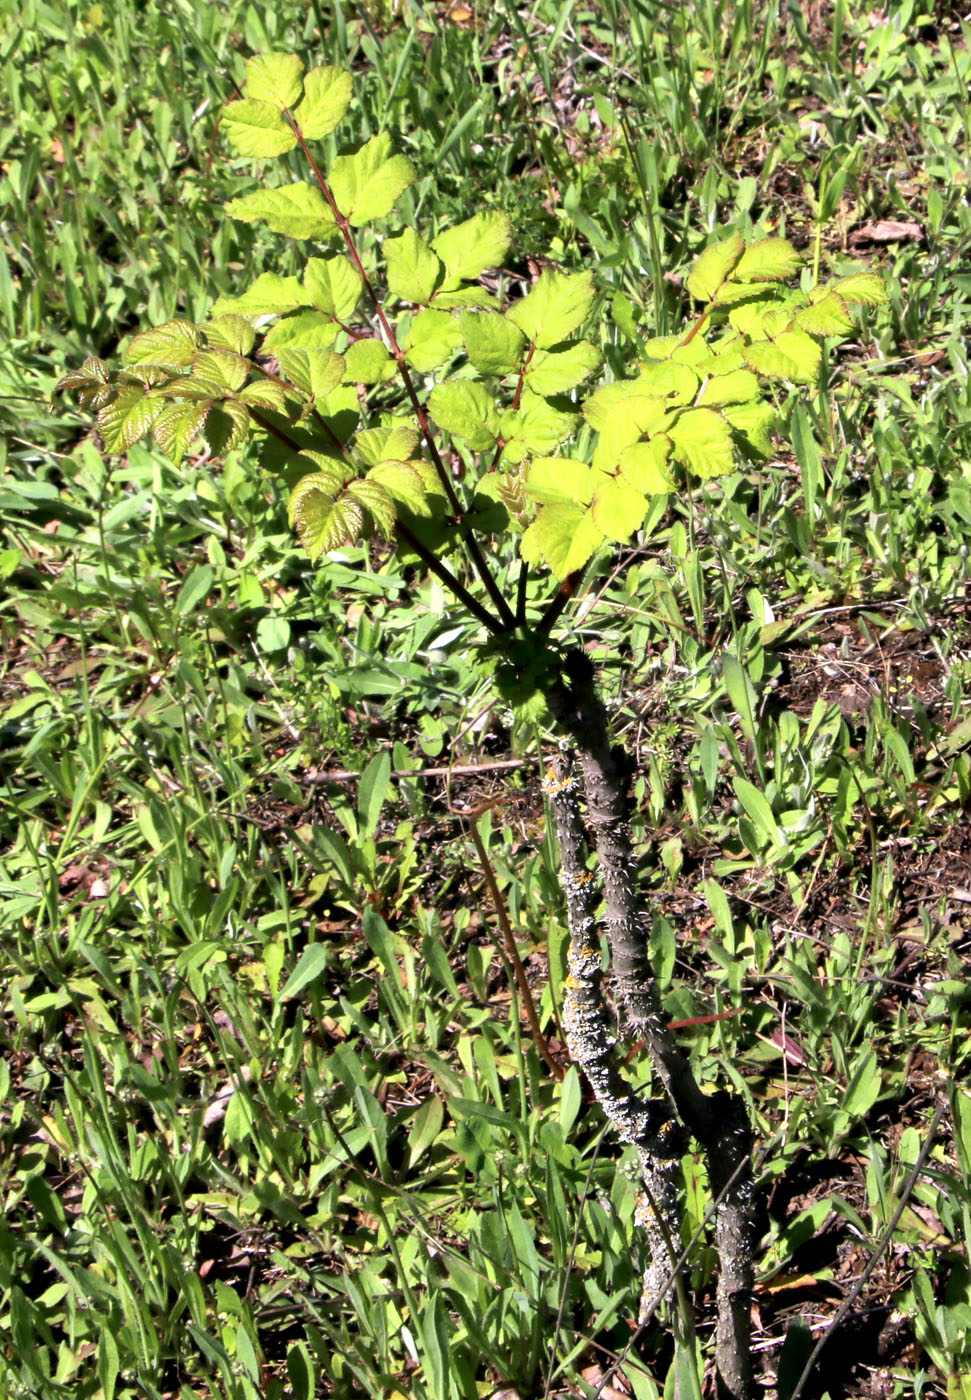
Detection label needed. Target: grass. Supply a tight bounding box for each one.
[3,0,971,1396]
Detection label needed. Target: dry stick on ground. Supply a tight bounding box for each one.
[546,648,756,1400]
[788,1099,946,1400]
[466,810,565,1082]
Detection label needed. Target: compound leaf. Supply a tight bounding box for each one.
[403,309,463,372]
[744,329,821,384]
[590,475,647,543]
[836,271,887,305]
[697,368,760,406]
[669,407,735,479]
[304,255,362,320]
[202,400,250,455]
[289,475,365,557]
[385,229,443,305]
[152,402,210,463]
[733,237,801,283]
[686,230,745,301]
[124,319,200,370]
[277,348,345,400]
[205,316,256,356]
[329,132,414,226]
[294,65,353,138]
[618,437,675,494]
[460,311,525,375]
[506,270,594,349]
[526,340,601,396]
[433,211,511,286]
[367,460,431,516]
[245,53,304,111]
[262,311,339,352]
[428,381,501,449]
[347,478,397,536]
[724,400,776,457]
[342,338,396,384]
[795,290,853,336]
[190,349,250,392]
[226,183,336,240]
[222,99,297,159]
[98,387,163,452]
[520,503,603,578]
[355,424,420,466]
[212,273,307,318]
[500,389,577,464]
[525,456,597,507]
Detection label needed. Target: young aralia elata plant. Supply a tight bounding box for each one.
[59,52,886,1400]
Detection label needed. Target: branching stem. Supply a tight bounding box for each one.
[288,116,517,633]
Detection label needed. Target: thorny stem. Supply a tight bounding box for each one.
[546,648,755,1400]
[545,751,683,1319]
[288,117,517,634]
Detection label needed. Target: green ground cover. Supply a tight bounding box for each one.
[2,1,971,1397]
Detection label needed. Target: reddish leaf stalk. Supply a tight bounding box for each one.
[288,117,517,633]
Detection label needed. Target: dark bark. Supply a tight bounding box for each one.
[545,752,684,1317]
[546,648,755,1400]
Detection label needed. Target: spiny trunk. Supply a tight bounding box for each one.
[546,649,755,1400]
